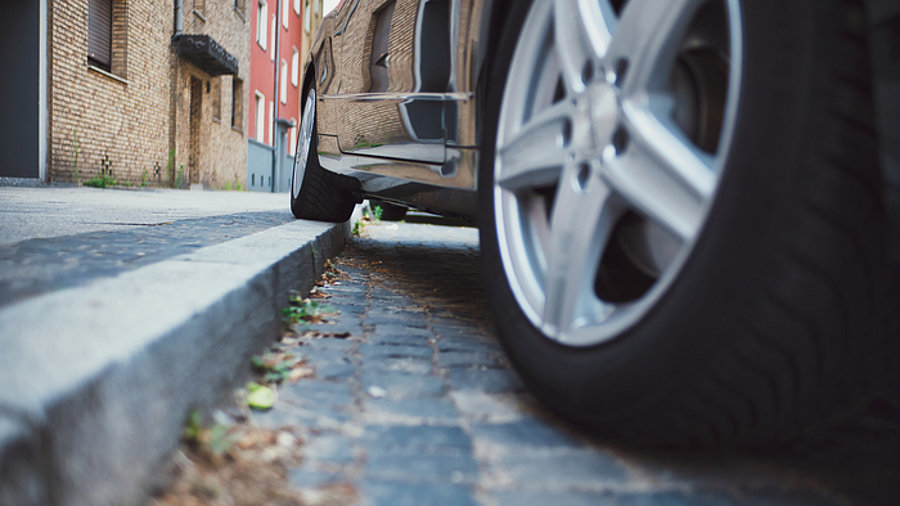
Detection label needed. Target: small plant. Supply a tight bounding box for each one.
[252,353,303,384]
[164,149,175,183]
[182,409,234,461]
[372,205,383,222]
[225,181,232,191]
[352,220,363,236]
[175,164,185,188]
[71,130,80,183]
[235,181,242,191]
[141,169,149,187]
[281,296,337,327]
[83,167,118,188]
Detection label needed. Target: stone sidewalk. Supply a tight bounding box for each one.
[159,216,900,505]
[0,186,352,505]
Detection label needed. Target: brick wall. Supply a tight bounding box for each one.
[178,0,251,188]
[49,0,250,190]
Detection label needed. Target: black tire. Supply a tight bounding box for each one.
[479,0,888,445]
[291,86,356,222]
[370,199,409,221]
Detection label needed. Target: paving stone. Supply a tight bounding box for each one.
[312,359,357,381]
[361,371,446,399]
[302,434,358,465]
[364,357,433,376]
[323,295,369,309]
[364,397,459,422]
[366,324,433,345]
[498,449,629,487]
[364,452,480,483]
[446,367,524,393]
[487,490,619,506]
[359,343,433,361]
[323,283,368,295]
[360,480,478,506]
[280,380,355,409]
[437,339,503,355]
[297,338,355,354]
[288,464,347,489]
[363,425,472,454]
[438,349,505,369]
[469,419,588,451]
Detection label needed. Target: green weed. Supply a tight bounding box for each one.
[281,296,337,327]
[83,168,118,188]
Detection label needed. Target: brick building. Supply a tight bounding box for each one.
[247,0,322,191]
[44,0,250,189]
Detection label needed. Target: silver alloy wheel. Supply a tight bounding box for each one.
[493,0,743,347]
[292,88,317,199]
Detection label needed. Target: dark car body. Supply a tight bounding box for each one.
[302,0,900,229]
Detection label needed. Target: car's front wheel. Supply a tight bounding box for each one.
[479,0,888,445]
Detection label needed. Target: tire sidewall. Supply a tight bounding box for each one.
[479,0,836,423]
[291,85,319,213]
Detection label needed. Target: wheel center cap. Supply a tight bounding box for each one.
[587,82,619,149]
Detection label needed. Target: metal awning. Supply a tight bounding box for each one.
[173,34,238,76]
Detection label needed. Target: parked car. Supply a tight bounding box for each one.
[291,0,900,445]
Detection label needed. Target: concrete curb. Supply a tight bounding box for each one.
[0,216,354,505]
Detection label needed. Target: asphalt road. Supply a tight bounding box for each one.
[157,213,900,506]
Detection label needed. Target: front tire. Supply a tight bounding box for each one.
[291,86,356,222]
[479,0,887,445]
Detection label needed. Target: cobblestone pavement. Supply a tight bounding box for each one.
[168,215,900,506]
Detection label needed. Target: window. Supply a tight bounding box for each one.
[88,0,126,76]
[304,0,311,32]
[256,0,267,50]
[270,16,276,60]
[211,78,221,121]
[287,123,296,155]
[88,0,112,70]
[280,60,288,104]
[282,0,289,28]
[294,0,300,15]
[268,101,274,144]
[291,48,299,87]
[232,78,244,129]
[255,91,266,140]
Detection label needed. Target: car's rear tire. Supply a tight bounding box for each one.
[291,86,356,222]
[479,0,889,445]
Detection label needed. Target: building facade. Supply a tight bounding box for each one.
[45,0,250,189]
[247,0,322,191]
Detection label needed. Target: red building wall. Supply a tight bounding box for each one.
[249,0,305,151]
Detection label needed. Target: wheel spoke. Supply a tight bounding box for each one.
[604,97,716,241]
[606,0,703,93]
[541,168,621,338]
[553,0,616,93]
[497,100,574,191]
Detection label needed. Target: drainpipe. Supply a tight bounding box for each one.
[174,0,183,34]
[169,0,183,187]
[271,0,283,191]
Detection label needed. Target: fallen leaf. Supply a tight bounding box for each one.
[247,384,276,410]
[287,366,315,383]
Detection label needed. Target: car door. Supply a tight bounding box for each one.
[330,0,453,165]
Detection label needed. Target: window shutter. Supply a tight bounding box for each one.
[88,0,112,69]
